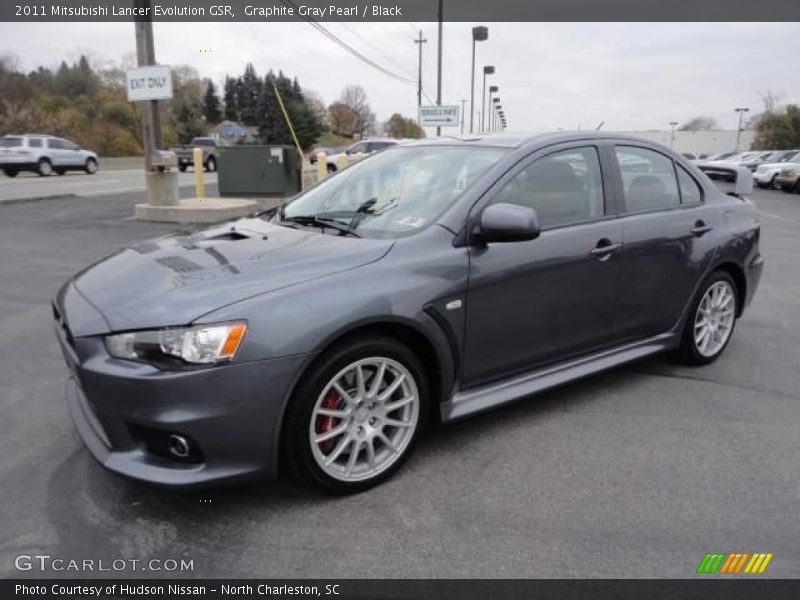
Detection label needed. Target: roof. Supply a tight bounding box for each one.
[406,131,687,150]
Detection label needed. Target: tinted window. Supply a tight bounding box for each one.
[492,146,605,229]
[677,166,703,204]
[0,137,22,147]
[48,138,64,149]
[63,139,80,151]
[369,142,394,152]
[28,138,42,148]
[192,138,215,147]
[615,146,680,212]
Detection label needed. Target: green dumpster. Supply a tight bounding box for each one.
[217,145,302,197]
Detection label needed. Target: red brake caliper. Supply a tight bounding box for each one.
[317,390,341,453]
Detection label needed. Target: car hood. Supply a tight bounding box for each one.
[758,161,800,170]
[64,218,393,336]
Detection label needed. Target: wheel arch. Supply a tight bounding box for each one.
[713,261,747,318]
[273,316,453,472]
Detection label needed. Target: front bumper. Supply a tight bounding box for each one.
[57,323,312,488]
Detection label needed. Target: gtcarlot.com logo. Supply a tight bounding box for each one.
[697,552,773,574]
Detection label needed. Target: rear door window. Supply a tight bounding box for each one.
[615,146,680,212]
[28,138,42,148]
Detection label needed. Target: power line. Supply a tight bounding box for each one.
[277,0,417,86]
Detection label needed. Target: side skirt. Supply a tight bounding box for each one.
[440,333,677,422]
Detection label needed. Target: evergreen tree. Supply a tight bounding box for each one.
[239,63,262,126]
[223,75,238,121]
[202,80,222,124]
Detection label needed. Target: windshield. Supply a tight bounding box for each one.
[779,151,799,162]
[278,145,507,239]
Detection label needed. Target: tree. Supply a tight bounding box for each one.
[202,80,222,124]
[339,85,373,137]
[385,113,425,139]
[328,102,359,136]
[752,104,800,150]
[303,90,330,131]
[239,63,262,126]
[223,76,238,121]
[679,116,718,131]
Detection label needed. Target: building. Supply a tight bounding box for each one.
[615,129,756,156]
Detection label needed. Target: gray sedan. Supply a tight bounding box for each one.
[53,132,763,494]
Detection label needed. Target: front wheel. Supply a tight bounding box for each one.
[677,271,738,365]
[283,336,428,494]
[84,158,98,174]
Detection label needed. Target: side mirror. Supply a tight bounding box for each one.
[477,203,540,244]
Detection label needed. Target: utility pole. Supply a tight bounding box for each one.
[460,98,467,135]
[414,30,427,109]
[134,0,162,171]
[436,0,443,137]
[669,121,679,149]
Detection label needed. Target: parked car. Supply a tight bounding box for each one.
[308,146,345,165]
[325,138,405,172]
[776,164,800,193]
[681,152,698,161]
[1,134,98,177]
[54,133,762,493]
[171,137,221,172]
[705,151,738,161]
[753,150,800,189]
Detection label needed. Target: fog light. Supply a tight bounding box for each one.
[168,434,191,458]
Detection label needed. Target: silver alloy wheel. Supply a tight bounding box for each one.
[39,160,52,176]
[86,159,97,173]
[694,280,736,357]
[309,356,419,482]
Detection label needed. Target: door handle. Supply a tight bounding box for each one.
[589,241,622,258]
[691,221,713,236]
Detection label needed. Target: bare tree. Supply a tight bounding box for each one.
[758,90,785,114]
[339,85,374,138]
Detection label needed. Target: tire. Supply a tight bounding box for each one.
[326,164,336,174]
[3,169,18,178]
[770,175,781,190]
[55,169,66,176]
[282,335,429,494]
[84,158,98,175]
[178,164,188,172]
[37,158,52,176]
[677,270,738,366]
[204,156,216,172]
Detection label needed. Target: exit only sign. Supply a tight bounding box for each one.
[126,65,173,102]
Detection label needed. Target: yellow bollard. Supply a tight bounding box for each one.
[316,152,327,182]
[338,153,348,171]
[193,146,205,201]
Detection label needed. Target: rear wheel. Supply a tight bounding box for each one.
[326,164,336,174]
[677,271,738,365]
[3,169,18,177]
[205,156,216,172]
[84,158,98,174]
[37,158,52,176]
[283,336,428,494]
[178,164,188,172]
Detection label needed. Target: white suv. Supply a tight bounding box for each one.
[753,150,800,189]
[1,134,99,177]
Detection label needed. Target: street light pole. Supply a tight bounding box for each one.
[488,85,498,132]
[734,107,750,151]
[460,98,467,135]
[481,65,494,132]
[669,121,678,149]
[470,26,488,134]
[493,97,500,133]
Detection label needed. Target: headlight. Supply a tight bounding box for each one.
[105,321,247,366]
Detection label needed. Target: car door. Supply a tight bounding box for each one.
[462,143,624,387]
[609,144,718,340]
[45,138,66,166]
[60,139,84,166]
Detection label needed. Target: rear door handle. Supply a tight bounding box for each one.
[691,221,713,236]
[589,241,622,258]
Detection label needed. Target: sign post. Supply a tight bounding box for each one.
[419,105,460,129]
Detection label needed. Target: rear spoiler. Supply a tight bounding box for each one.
[695,163,753,196]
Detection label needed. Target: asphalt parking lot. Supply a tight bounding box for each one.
[0,184,798,579]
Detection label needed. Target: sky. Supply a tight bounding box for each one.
[2,21,798,134]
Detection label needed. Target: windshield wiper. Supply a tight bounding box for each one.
[279,215,361,238]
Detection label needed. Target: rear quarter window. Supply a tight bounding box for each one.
[0,138,23,147]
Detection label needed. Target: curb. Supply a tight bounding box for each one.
[0,193,78,206]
